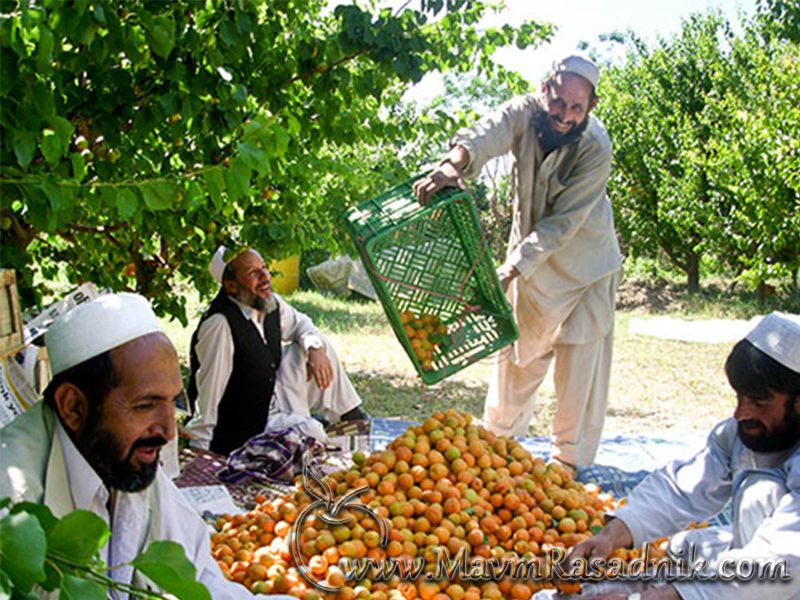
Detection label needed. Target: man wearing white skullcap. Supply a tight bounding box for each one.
[0,293,291,599]
[569,312,800,599]
[414,55,620,470]
[185,246,366,454]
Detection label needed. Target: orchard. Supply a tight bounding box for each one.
[0,0,549,320]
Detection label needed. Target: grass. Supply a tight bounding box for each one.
[161,285,764,438]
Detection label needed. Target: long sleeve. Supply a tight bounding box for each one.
[612,421,800,600]
[275,294,323,352]
[611,421,735,547]
[450,94,537,179]
[672,454,800,600]
[184,314,234,450]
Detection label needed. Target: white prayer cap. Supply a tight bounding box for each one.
[746,312,800,373]
[551,55,600,89]
[46,293,164,376]
[209,245,228,284]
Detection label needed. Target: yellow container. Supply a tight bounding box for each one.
[269,255,300,295]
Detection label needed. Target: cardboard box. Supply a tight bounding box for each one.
[0,270,23,358]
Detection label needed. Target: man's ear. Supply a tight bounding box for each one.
[222,278,238,295]
[53,383,90,434]
[588,96,599,112]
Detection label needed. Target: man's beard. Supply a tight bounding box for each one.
[78,409,167,492]
[532,107,589,155]
[238,290,278,314]
[737,403,800,453]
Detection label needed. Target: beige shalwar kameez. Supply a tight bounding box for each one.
[451,93,622,466]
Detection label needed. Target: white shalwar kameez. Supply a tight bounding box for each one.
[0,402,293,599]
[185,293,362,446]
[610,418,800,599]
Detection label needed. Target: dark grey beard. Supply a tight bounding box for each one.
[532,107,589,156]
[251,293,278,314]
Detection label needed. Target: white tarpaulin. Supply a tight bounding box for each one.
[306,256,378,300]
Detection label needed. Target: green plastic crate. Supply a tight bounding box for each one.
[344,174,519,385]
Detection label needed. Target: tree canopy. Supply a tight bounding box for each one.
[595,5,799,295]
[0,0,551,320]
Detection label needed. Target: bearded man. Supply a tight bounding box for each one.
[568,312,800,600]
[415,55,621,469]
[0,293,280,598]
[185,246,366,455]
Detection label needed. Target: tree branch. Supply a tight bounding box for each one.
[283,50,366,87]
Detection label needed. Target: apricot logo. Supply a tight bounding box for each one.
[289,454,390,592]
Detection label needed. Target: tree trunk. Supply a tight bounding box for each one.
[757,281,767,305]
[792,268,798,302]
[686,252,701,294]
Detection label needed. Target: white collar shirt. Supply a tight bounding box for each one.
[55,420,149,596]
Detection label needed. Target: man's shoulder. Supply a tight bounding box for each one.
[581,115,612,157]
[0,402,54,502]
[500,93,541,118]
[0,402,53,447]
[708,417,739,449]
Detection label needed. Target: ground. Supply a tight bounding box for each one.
[164,279,757,439]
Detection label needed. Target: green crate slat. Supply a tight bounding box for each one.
[345,174,518,384]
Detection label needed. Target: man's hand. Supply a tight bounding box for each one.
[413,160,467,205]
[568,518,633,568]
[306,348,333,390]
[497,264,520,292]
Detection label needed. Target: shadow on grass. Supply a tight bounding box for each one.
[351,368,558,438]
[288,297,387,334]
[349,369,487,423]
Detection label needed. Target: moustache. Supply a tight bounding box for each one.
[132,436,168,451]
[738,420,767,434]
[550,115,575,127]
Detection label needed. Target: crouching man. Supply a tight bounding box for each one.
[0,293,290,599]
[568,312,800,599]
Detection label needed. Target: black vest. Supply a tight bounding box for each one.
[187,291,282,454]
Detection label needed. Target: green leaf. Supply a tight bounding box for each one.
[35,26,54,68]
[51,116,74,148]
[224,160,251,202]
[47,510,109,565]
[242,116,269,143]
[116,188,139,219]
[40,127,62,165]
[131,541,211,600]
[144,13,176,58]
[232,84,247,103]
[141,182,176,211]
[70,152,86,181]
[203,169,225,210]
[9,502,57,535]
[0,569,12,600]
[58,574,106,600]
[268,223,288,240]
[13,130,35,169]
[0,512,46,592]
[237,141,266,174]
